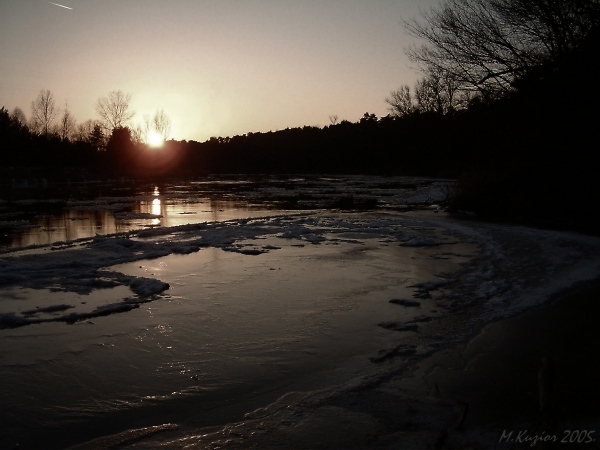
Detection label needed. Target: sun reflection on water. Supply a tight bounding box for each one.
[2,181,284,249]
[152,187,162,226]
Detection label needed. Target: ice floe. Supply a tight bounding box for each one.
[2,208,600,341]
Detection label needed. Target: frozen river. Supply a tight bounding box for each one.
[1,176,600,448]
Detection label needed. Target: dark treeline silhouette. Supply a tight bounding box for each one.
[177,114,464,177]
[0,108,466,179]
[0,109,102,180]
[1,0,598,232]
[399,0,600,232]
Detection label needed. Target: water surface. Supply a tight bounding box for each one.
[3,176,598,449]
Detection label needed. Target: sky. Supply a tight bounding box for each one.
[1,0,441,142]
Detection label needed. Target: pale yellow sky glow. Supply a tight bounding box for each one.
[1,0,441,142]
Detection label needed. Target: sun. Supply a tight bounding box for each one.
[147,130,164,148]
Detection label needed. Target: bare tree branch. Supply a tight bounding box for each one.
[30,89,58,137]
[58,102,76,141]
[403,0,600,96]
[96,90,135,133]
[386,85,414,117]
[152,108,172,140]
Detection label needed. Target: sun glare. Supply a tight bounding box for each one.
[147,130,164,148]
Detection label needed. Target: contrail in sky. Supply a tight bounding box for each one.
[47,2,73,10]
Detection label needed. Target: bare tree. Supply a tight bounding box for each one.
[58,102,76,141]
[404,0,600,96]
[140,114,151,143]
[75,119,96,142]
[152,108,172,140]
[387,68,464,117]
[328,115,339,125]
[414,78,439,114]
[386,85,415,117]
[30,89,58,137]
[138,113,154,144]
[492,0,599,61]
[131,122,146,145]
[414,68,462,114]
[96,90,135,133]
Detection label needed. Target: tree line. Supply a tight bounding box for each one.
[1,0,598,232]
[5,88,171,147]
[1,87,174,179]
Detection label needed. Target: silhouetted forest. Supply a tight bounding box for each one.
[1,0,598,232]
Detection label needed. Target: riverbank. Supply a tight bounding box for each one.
[418,276,600,449]
[135,277,600,449]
